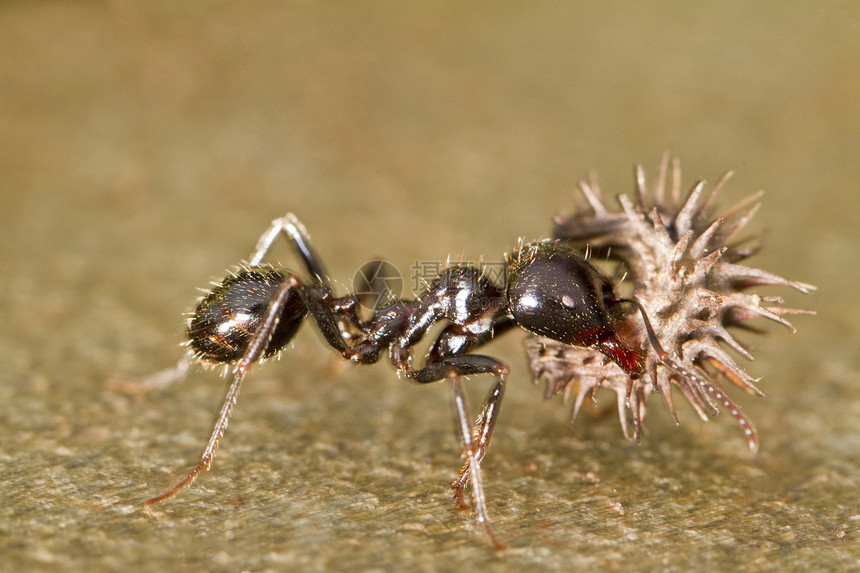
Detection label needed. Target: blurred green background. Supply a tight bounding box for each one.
[1,2,857,571]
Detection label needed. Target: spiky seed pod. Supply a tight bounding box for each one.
[527,154,814,449]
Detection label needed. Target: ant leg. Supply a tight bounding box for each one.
[409,354,508,548]
[301,286,351,353]
[248,213,330,286]
[621,296,760,450]
[249,214,369,347]
[145,277,303,506]
[452,372,505,550]
[110,352,194,393]
[250,214,369,343]
[125,217,341,394]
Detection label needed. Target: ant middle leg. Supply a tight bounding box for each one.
[409,354,508,546]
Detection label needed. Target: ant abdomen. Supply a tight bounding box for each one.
[188,267,307,363]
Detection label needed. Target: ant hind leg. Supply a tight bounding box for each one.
[145,277,303,505]
[109,352,195,394]
[248,213,330,287]
[249,213,365,348]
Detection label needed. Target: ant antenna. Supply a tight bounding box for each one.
[617,298,759,451]
[616,298,666,358]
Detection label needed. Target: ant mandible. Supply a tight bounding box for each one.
[142,213,708,549]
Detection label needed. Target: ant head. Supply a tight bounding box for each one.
[188,266,307,363]
[507,241,645,378]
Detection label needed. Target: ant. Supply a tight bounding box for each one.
[141,213,716,549]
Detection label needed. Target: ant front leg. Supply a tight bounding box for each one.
[409,353,508,549]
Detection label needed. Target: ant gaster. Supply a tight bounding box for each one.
[144,214,694,549]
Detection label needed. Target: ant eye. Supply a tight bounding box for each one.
[188,267,306,362]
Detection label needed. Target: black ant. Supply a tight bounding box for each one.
[142,213,704,549]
